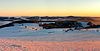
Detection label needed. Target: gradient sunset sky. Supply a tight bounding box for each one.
[0,0,100,17]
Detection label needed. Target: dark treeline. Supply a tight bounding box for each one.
[0,16,98,21]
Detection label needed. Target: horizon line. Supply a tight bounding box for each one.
[0,16,100,17]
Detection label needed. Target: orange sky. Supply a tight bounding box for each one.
[0,0,100,17]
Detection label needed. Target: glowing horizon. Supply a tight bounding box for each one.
[0,0,100,17]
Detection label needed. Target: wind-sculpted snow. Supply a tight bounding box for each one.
[0,39,100,51]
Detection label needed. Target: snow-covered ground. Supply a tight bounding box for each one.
[0,23,100,41]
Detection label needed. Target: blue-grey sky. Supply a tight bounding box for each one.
[0,0,100,16]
